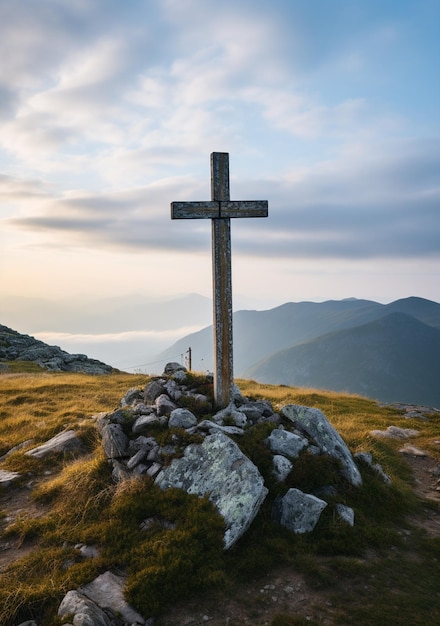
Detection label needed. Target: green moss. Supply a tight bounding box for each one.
[96,480,226,616]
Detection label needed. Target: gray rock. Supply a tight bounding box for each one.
[155,432,268,549]
[0,469,21,488]
[399,444,428,457]
[132,414,161,434]
[133,463,150,476]
[80,570,147,625]
[146,462,163,478]
[164,379,182,401]
[133,403,153,415]
[336,503,355,526]
[144,380,165,404]
[95,410,130,435]
[155,393,177,416]
[281,404,362,487]
[231,384,247,405]
[237,404,263,422]
[147,445,162,463]
[370,425,419,439]
[111,460,131,483]
[196,419,245,436]
[265,428,308,458]
[354,451,392,484]
[171,369,187,382]
[212,404,247,427]
[121,387,143,407]
[187,392,209,406]
[76,544,100,559]
[169,408,198,429]
[127,448,149,470]
[163,362,187,375]
[25,430,83,459]
[272,455,293,482]
[58,590,113,626]
[101,424,128,459]
[0,439,34,462]
[0,324,113,374]
[128,435,157,454]
[273,488,327,534]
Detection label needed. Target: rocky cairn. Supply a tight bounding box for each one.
[9,362,393,626]
[97,363,372,548]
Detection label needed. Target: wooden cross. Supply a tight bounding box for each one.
[171,152,268,407]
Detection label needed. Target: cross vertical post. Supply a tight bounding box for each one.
[211,152,233,408]
[171,152,268,407]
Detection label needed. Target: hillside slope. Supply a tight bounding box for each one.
[0,324,114,373]
[247,312,440,406]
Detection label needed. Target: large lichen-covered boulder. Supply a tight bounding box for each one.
[155,432,268,549]
[281,404,362,487]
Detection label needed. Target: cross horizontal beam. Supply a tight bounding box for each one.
[171,200,268,219]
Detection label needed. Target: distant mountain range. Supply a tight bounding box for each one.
[158,297,440,406]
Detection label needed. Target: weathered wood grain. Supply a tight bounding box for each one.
[170,152,268,407]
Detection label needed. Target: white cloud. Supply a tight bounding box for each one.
[0,0,439,308]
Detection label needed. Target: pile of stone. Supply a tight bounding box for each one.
[10,362,393,626]
[97,363,386,551]
[0,324,114,373]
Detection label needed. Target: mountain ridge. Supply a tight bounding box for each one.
[158,296,440,406]
[247,312,440,406]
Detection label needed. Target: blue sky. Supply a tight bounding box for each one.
[1,0,439,320]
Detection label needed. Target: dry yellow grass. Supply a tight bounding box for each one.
[0,370,439,625]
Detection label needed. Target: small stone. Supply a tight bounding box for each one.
[132,414,161,434]
[156,394,177,416]
[146,462,163,478]
[0,469,21,488]
[371,426,419,439]
[144,380,166,404]
[399,444,428,457]
[163,362,187,375]
[121,387,142,407]
[272,455,293,482]
[336,503,355,526]
[127,448,149,470]
[169,408,198,429]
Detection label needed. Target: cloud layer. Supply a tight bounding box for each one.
[1,0,439,302]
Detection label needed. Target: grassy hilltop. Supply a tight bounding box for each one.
[0,367,439,625]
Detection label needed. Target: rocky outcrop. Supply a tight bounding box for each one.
[0,324,114,373]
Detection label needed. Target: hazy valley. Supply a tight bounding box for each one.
[2,294,439,407]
